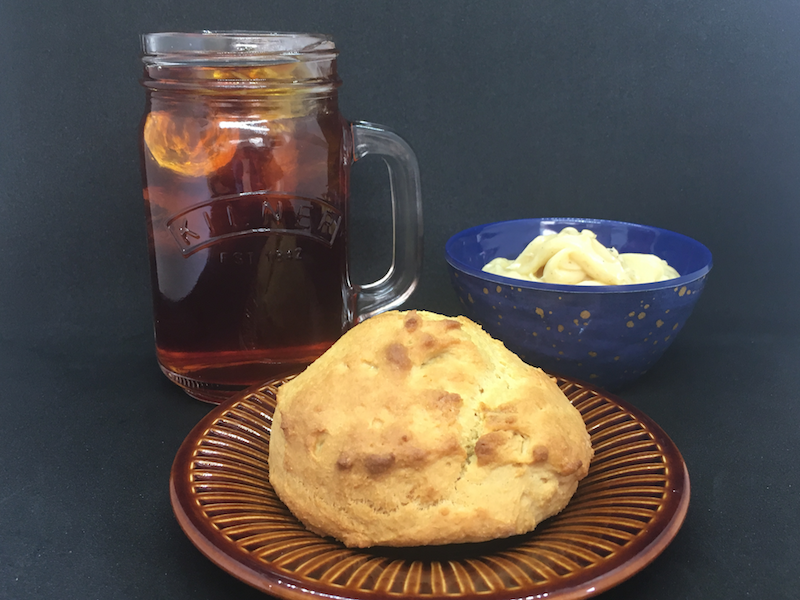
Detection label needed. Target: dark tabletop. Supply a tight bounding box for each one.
[2,1,799,599]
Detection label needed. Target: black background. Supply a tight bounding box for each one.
[1,1,799,599]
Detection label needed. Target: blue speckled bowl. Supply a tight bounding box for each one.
[445,218,712,390]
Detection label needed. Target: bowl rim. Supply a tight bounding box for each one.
[445,217,713,294]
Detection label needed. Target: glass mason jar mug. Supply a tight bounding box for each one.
[139,32,423,403]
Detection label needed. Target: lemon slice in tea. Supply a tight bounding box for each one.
[144,110,239,178]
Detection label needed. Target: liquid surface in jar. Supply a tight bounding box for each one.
[482,227,679,285]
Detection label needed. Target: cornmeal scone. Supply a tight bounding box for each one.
[268,310,593,548]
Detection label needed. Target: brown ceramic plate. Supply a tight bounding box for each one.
[170,375,689,600]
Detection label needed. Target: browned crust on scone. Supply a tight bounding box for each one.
[268,310,593,548]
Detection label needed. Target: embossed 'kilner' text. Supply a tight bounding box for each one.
[166,191,342,255]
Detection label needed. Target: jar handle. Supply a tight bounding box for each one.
[351,121,424,322]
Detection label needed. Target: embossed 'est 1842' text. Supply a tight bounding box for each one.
[219,248,303,265]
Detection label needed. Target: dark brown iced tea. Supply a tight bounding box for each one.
[141,69,353,402]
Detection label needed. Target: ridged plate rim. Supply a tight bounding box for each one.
[170,374,690,600]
